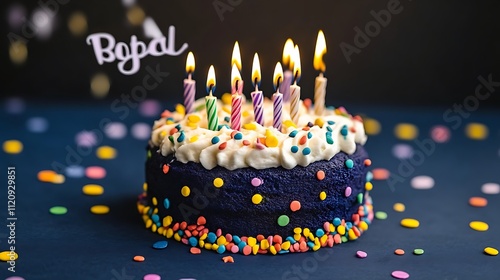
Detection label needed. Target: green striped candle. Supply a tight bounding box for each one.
[205,65,218,131]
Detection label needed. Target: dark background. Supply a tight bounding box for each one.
[2,0,500,107]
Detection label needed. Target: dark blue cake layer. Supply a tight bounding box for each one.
[145,144,369,237]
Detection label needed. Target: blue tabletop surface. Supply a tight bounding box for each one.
[0,98,499,280]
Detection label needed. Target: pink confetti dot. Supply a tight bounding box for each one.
[391,270,410,279]
[139,99,162,117]
[251,177,262,187]
[481,183,500,195]
[75,130,98,147]
[356,250,367,258]
[392,144,414,159]
[143,274,161,280]
[411,175,435,190]
[104,122,127,139]
[430,125,451,143]
[5,277,26,280]
[131,123,151,140]
[85,166,107,179]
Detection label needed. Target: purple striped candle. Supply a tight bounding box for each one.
[183,77,195,114]
[280,70,293,102]
[251,91,264,126]
[273,92,283,131]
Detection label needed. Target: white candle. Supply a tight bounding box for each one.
[313,30,327,115]
[280,39,294,102]
[290,45,301,125]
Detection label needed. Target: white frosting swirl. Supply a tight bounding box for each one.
[150,97,367,170]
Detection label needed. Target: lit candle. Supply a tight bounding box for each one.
[314,30,327,115]
[290,45,301,125]
[231,41,244,94]
[272,62,284,131]
[280,39,294,102]
[205,65,218,131]
[230,64,242,130]
[183,52,196,114]
[250,53,264,126]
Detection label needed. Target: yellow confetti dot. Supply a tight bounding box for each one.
[152,197,158,206]
[188,115,201,123]
[9,41,27,65]
[68,11,88,36]
[242,111,250,118]
[3,140,23,154]
[469,221,489,232]
[126,5,145,25]
[484,247,498,256]
[181,186,191,197]
[163,215,173,227]
[243,123,257,130]
[189,135,199,143]
[283,120,297,129]
[0,251,18,262]
[252,194,263,204]
[90,205,110,215]
[400,218,420,228]
[364,118,381,135]
[82,184,104,196]
[465,123,488,140]
[90,73,110,99]
[222,93,232,105]
[319,191,327,201]
[213,177,224,188]
[52,174,65,184]
[96,146,117,159]
[365,182,373,191]
[176,104,186,115]
[143,183,148,192]
[394,123,418,140]
[314,118,325,127]
[265,135,279,147]
[393,202,405,212]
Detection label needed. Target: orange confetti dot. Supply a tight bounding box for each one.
[37,170,58,182]
[162,164,169,174]
[190,247,201,254]
[133,255,145,262]
[372,168,390,180]
[197,216,206,225]
[469,197,488,207]
[222,256,234,263]
[394,249,405,255]
[364,159,372,166]
[290,200,301,212]
[299,135,307,145]
[316,170,325,180]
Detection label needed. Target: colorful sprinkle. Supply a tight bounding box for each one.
[26,116,49,133]
[365,182,373,191]
[75,130,98,147]
[181,186,190,197]
[277,215,290,227]
[481,183,500,195]
[393,203,406,212]
[345,187,352,197]
[356,250,367,258]
[391,270,410,279]
[319,191,327,201]
[211,136,220,144]
[49,206,67,215]
[394,123,418,140]
[411,175,435,190]
[153,240,168,249]
[289,130,298,137]
[104,122,127,139]
[363,118,381,135]
[265,135,279,147]
[469,221,489,231]
[364,159,372,166]
[131,123,151,140]
[5,277,25,280]
[400,218,420,228]
[299,135,307,145]
[357,193,363,204]
[291,146,299,153]
[90,205,110,215]
[133,255,145,262]
[222,256,235,263]
[394,249,405,255]
[213,178,224,188]
[413,248,424,255]
[190,247,201,254]
[340,125,348,137]
[484,247,499,256]
[252,194,263,204]
[316,170,325,180]
[37,170,59,183]
[138,99,161,117]
[465,122,488,140]
[392,144,414,159]
[372,168,390,180]
[251,178,262,187]
[82,184,104,196]
[143,274,161,280]
[375,211,388,220]
[85,166,107,179]
[345,159,354,169]
[430,125,451,143]
[162,164,169,174]
[3,140,23,154]
[65,165,85,178]
[163,198,170,209]
[234,132,243,140]
[96,145,117,159]
[0,251,18,262]
[290,200,301,212]
[469,197,488,207]
[302,147,311,155]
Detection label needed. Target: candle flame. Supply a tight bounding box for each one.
[282,38,294,70]
[251,53,261,88]
[185,51,195,74]
[231,41,242,71]
[313,30,327,72]
[206,65,216,94]
[291,45,301,83]
[231,63,241,89]
[273,62,284,91]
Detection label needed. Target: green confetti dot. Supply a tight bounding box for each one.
[277,215,290,227]
[49,206,68,215]
[375,211,388,220]
[413,248,425,255]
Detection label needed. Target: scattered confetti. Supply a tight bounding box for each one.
[363,118,381,135]
[222,256,234,263]
[375,211,388,220]
[468,197,487,207]
[3,140,23,154]
[469,221,489,232]
[393,203,405,212]
[131,122,151,140]
[5,277,25,280]
[5,97,26,114]
[0,251,18,261]
[484,247,498,256]
[481,183,500,195]
[49,206,68,215]
[391,270,410,279]
[290,200,301,212]
[26,117,49,133]
[82,184,104,196]
[394,123,418,140]
[139,99,162,117]
[96,146,117,159]
[65,165,85,178]
[68,11,88,36]
[430,125,451,143]
[400,218,420,228]
[392,144,414,159]
[133,255,145,262]
[372,168,390,180]
[152,240,168,249]
[465,123,488,140]
[411,175,435,190]
[356,250,367,258]
[75,130,98,147]
[85,166,107,179]
[37,170,65,184]
[104,122,127,139]
[394,249,405,255]
[90,205,110,215]
[90,73,110,99]
[190,247,201,254]
[413,248,424,255]
[143,274,161,280]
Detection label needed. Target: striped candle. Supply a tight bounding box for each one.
[273,92,283,131]
[290,84,300,125]
[251,91,264,126]
[183,78,195,114]
[314,73,327,115]
[205,93,218,131]
[280,70,293,102]
[231,93,242,130]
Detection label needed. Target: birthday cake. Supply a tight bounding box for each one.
[138,95,374,255]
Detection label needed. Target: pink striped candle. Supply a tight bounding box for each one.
[184,52,196,114]
[231,93,242,130]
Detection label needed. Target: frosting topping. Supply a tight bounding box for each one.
[150,95,367,170]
